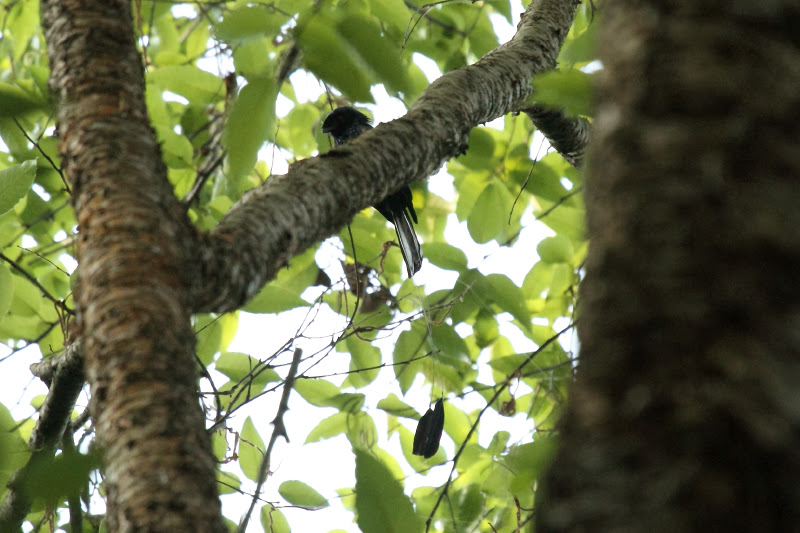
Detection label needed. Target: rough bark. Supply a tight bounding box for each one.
[41,1,224,531]
[193,0,582,313]
[523,104,590,169]
[537,1,800,531]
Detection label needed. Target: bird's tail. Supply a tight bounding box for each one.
[392,209,423,277]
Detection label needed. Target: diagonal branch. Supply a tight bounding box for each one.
[193,0,582,314]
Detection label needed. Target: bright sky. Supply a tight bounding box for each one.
[0,2,578,531]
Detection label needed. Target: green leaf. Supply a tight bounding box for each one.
[195,314,223,366]
[345,411,376,450]
[24,450,99,503]
[337,14,411,95]
[423,242,468,272]
[330,393,366,413]
[377,394,418,419]
[154,125,193,169]
[560,21,598,66]
[244,279,307,313]
[393,424,431,472]
[216,6,284,42]
[148,65,224,102]
[296,13,373,103]
[455,483,485,529]
[0,263,13,324]
[0,160,36,215]
[459,128,496,172]
[223,77,278,184]
[487,431,510,456]
[215,352,280,397]
[467,11,498,58]
[0,403,29,476]
[503,437,558,497]
[354,450,421,533]
[534,199,585,246]
[486,273,532,332]
[533,69,594,117]
[239,417,265,482]
[9,272,43,317]
[537,235,574,264]
[276,103,320,158]
[368,1,410,31]
[260,505,290,533]
[488,352,530,376]
[344,336,380,388]
[0,83,47,117]
[393,323,427,394]
[467,180,513,244]
[8,0,39,63]
[442,401,471,446]
[217,470,241,495]
[473,309,499,348]
[279,480,329,509]
[233,38,275,78]
[305,412,347,443]
[294,378,340,407]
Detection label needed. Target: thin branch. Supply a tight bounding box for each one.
[0,251,74,316]
[534,186,584,222]
[12,117,69,194]
[237,348,303,533]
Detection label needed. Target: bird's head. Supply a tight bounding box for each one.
[321,106,372,143]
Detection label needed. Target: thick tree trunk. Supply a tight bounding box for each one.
[41,1,224,531]
[537,1,800,531]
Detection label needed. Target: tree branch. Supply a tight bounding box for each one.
[193,0,582,313]
[237,348,303,533]
[523,103,591,169]
[0,341,85,531]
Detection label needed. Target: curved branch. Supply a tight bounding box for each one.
[0,342,85,531]
[193,0,582,313]
[523,103,591,169]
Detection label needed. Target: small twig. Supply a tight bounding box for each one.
[0,322,58,364]
[182,79,233,206]
[302,349,436,380]
[534,186,584,222]
[0,251,73,316]
[237,348,303,533]
[402,0,468,50]
[509,135,548,224]
[18,245,70,276]
[346,224,362,321]
[12,117,69,194]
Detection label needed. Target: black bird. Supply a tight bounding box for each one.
[412,398,444,458]
[321,106,423,277]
